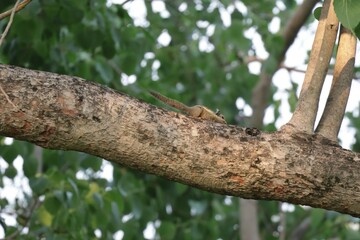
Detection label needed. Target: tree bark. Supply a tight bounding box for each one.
[315,26,357,140]
[240,199,260,240]
[286,0,339,133]
[1,64,360,217]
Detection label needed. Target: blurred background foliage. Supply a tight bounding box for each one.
[0,0,360,239]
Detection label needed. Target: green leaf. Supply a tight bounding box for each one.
[80,155,102,171]
[102,37,116,59]
[30,176,50,195]
[311,208,326,228]
[13,141,33,157]
[111,201,122,224]
[121,54,139,75]
[76,28,103,50]
[85,182,101,203]
[95,57,114,83]
[354,22,360,40]
[93,192,104,209]
[122,219,140,240]
[158,221,176,239]
[130,196,143,219]
[23,155,38,178]
[313,7,322,20]
[333,0,360,30]
[60,4,84,25]
[38,205,53,227]
[67,178,80,198]
[4,165,17,179]
[104,190,124,213]
[175,183,188,196]
[0,198,8,209]
[44,195,62,215]
[1,146,18,164]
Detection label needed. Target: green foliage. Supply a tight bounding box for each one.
[333,0,360,39]
[314,1,360,39]
[0,0,359,239]
[313,6,322,20]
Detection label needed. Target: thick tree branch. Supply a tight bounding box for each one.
[285,0,339,133]
[1,64,360,217]
[316,26,357,140]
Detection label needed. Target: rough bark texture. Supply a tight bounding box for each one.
[1,64,360,217]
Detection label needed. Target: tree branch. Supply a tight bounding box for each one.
[289,216,311,240]
[251,0,320,128]
[281,0,320,58]
[285,0,339,133]
[315,26,357,141]
[0,0,21,48]
[2,198,40,240]
[0,0,32,20]
[1,64,360,217]
[239,199,260,240]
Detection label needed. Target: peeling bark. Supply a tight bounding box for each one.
[1,64,360,217]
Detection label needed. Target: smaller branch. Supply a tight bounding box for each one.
[279,203,286,240]
[239,199,260,240]
[315,26,357,141]
[0,0,31,20]
[120,0,133,7]
[284,0,339,133]
[279,64,306,75]
[2,198,40,240]
[108,60,123,76]
[227,53,359,80]
[281,0,320,58]
[251,0,320,129]
[0,0,21,48]
[289,216,311,240]
[226,55,308,75]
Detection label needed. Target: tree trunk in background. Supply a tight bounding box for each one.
[240,199,260,240]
